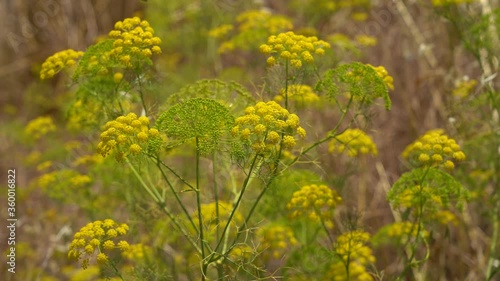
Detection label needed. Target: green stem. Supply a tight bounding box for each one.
[126,158,161,203]
[153,155,199,232]
[286,96,354,169]
[397,167,431,281]
[213,153,221,243]
[156,158,196,190]
[109,259,126,281]
[126,157,201,255]
[285,60,289,110]
[486,200,499,280]
[136,71,148,116]
[210,154,260,261]
[195,138,207,281]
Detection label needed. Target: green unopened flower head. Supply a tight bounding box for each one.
[156,98,235,155]
[232,101,306,156]
[325,230,376,281]
[258,224,298,260]
[320,62,392,110]
[287,184,342,227]
[274,84,320,108]
[40,49,84,79]
[401,129,466,171]
[328,129,378,157]
[108,17,162,68]
[97,113,161,161]
[68,219,130,269]
[260,31,330,68]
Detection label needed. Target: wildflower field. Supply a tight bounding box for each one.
[0,0,499,280]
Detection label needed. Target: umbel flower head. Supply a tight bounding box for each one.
[232,101,306,156]
[107,17,162,68]
[97,113,161,162]
[257,224,298,260]
[372,221,429,247]
[24,116,57,140]
[259,31,330,68]
[156,98,235,155]
[68,219,130,269]
[320,62,392,110]
[328,129,378,158]
[274,84,320,108]
[401,129,466,171]
[325,230,376,281]
[287,184,342,227]
[40,49,84,79]
[209,10,293,54]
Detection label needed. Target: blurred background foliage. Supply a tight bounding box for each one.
[0,0,498,280]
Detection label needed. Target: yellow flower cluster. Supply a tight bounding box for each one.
[452,78,477,98]
[210,10,293,54]
[193,202,243,243]
[236,10,293,34]
[258,224,298,260]
[386,222,428,240]
[328,129,378,157]
[287,184,342,225]
[372,221,430,247]
[108,17,162,68]
[432,0,476,6]
[68,219,130,269]
[208,24,233,39]
[72,154,104,167]
[326,231,375,281]
[396,185,444,210]
[260,31,330,68]
[274,85,320,107]
[121,243,152,260]
[198,201,243,228]
[232,101,306,154]
[368,64,394,90]
[401,129,466,170]
[97,113,158,161]
[24,116,57,140]
[36,170,92,191]
[40,49,84,79]
[355,35,377,46]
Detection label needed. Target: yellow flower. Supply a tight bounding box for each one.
[258,224,298,260]
[325,230,375,281]
[108,17,162,68]
[368,64,394,90]
[40,49,84,79]
[214,10,293,54]
[96,253,108,265]
[287,184,342,225]
[233,101,305,155]
[402,129,465,171]
[24,116,57,140]
[260,31,330,68]
[68,219,130,268]
[97,113,158,161]
[329,129,378,157]
[274,84,320,108]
